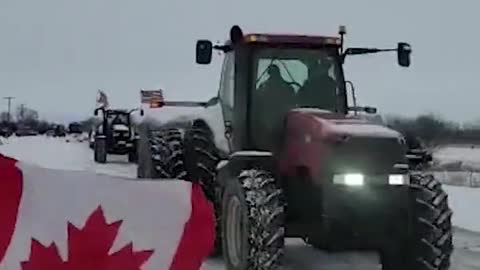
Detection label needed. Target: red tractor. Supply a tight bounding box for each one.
[136,25,452,270]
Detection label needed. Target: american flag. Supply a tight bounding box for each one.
[140,89,164,108]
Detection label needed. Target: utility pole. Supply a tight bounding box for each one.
[3,96,15,122]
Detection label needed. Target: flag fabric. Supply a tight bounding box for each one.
[96,90,109,109]
[140,90,164,108]
[0,154,215,270]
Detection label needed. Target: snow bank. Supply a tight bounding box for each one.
[0,136,137,178]
[444,186,480,232]
[431,145,480,187]
[433,145,480,172]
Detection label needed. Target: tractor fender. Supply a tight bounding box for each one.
[216,151,276,187]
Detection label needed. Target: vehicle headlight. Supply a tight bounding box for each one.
[333,173,364,186]
[388,174,409,185]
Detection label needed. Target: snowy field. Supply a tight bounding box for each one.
[434,145,480,171]
[1,136,480,269]
[433,145,480,187]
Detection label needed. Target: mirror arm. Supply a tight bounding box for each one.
[342,47,397,59]
[214,44,233,53]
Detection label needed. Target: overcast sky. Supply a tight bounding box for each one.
[0,0,477,123]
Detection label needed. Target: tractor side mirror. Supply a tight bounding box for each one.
[140,109,144,116]
[196,40,213,64]
[397,42,411,67]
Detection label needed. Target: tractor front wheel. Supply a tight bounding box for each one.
[381,173,453,270]
[222,169,285,270]
[94,137,107,164]
[128,144,138,163]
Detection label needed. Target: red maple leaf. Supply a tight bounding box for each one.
[21,206,154,270]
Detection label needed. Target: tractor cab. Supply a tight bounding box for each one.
[92,108,138,163]
[196,25,411,151]
[106,110,130,130]
[95,108,132,135]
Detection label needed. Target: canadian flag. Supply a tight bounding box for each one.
[0,154,215,270]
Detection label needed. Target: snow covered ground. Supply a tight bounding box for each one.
[1,136,480,269]
[0,135,137,178]
[434,145,480,171]
[433,145,480,187]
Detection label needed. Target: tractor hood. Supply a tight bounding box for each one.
[324,118,402,140]
[112,124,129,132]
[291,108,402,140]
[289,108,407,175]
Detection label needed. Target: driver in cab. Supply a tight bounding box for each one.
[256,64,296,104]
[253,64,296,150]
[297,59,337,110]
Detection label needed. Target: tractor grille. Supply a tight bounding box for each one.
[328,136,407,174]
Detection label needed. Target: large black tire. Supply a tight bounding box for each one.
[136,127,152,178]
[382,173,453,270]
[137,128,185,179]
[183,127,219,200]
[128,141,138,163]
[150,128,185,179]
[94,137,107,163]
[183,127,221,253]
[222,169,285,270]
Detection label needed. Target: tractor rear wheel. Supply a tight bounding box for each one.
[381,173,453,270]
[150,128,185,179]
[137,128,184,179]
[94,137,107,164]
[128,149,137,163]
[183,127,222,254]
[137,129,154,178]
[222,169,285,270]
[128,139,138,163]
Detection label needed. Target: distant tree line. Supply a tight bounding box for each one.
[3,104,480,146]
[0,104,97,134]
[385,114,480,146]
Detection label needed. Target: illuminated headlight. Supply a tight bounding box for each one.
[333,173,364,186]
[388,174,410,185]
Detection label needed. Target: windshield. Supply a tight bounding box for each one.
[251,47,345,112]
[107,113,128,125]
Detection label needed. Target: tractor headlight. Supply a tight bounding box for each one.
[388,174,409,185]
[333,173,364,186]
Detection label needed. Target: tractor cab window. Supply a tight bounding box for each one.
[107,113,128,125]
[253,48,342,110]
[250,47,344,151]
[219,52,235,109]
